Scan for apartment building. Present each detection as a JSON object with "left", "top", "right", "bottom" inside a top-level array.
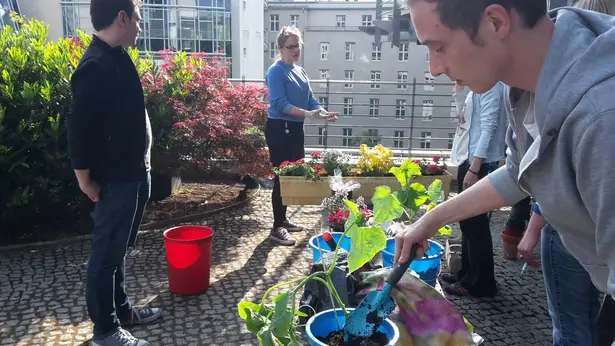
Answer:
[
  {"left": 15, "top": 0, "right": 265, "bottom": 79},
  {"left": 265, "top": 0, "right": 456, "bottom": 151}
]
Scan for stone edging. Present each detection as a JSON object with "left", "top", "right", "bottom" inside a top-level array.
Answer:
[{"left": 0, "top": 183, "right": 261, "bottom": 252}]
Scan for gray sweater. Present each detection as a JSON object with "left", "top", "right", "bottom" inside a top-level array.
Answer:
[{"left": 488, "top": 7, "right": 615, "bottom": 296}]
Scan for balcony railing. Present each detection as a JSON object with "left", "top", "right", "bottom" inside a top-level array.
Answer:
[
  {"left": 305, "top": 26, "right": 363, "bottom": 32},
  {"left": 230, "top": 77, "right": 458, "bottom": 159}
]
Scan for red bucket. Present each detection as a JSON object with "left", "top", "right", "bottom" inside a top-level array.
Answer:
[{"left": 163, "top": 225, "right": 214, "bottom": 295}]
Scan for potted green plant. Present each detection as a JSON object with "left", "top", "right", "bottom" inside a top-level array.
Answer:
[{"left": 238, "top": 159, "right": 452, "bottom": 345}]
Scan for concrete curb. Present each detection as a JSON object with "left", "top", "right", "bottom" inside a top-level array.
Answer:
[{"left": 0, "top": 183, "right": 261, "bottom": 252}]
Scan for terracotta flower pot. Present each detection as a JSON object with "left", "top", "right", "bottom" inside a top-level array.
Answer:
[{"left": 501, "top": 231, "right": 523, "bottom": 261}]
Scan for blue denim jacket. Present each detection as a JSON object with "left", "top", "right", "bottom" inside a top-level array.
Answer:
[{"left": 453, "top": 82, "right": 508, "bottom": 164}]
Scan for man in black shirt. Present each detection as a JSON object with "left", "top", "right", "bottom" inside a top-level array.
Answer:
[{"left": 67, "top": 1, "right": 159, "bottom": 345}]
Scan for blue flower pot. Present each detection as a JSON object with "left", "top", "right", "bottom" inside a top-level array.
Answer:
[
  {"left": 305, "top": 308, "right": 400, "bottom": 346},
  {"left": 308, "top": 232, "right": 352, "bottom": 263},
  {"left": 381, "top": 239, "right": 444, "bottom": 287}
]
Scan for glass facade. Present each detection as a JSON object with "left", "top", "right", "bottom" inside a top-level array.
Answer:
[
  {"left": 0, "top": 0, "right": 21, "bottom": 30},
  {"left": 139, "top": 0, "right": 232, "bottom": 56}
]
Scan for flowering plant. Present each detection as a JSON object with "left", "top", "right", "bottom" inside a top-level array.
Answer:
[
  {"left": 319, "top": 150, "right": 353, "bottom": 177},
  {"left": 273, "top": 158, "right": 325, "bottom": 181},
  {"left": 412, "top": 156, "right": 448, "bottom": 176},
  {"left": 322, "top": 195, "right": 371, "bottom": 231},
  {"left": 356, "top": 144, "right": 395, "bottom": 176}
]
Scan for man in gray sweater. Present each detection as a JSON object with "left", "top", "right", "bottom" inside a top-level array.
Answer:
[{"left": 396, "top": 0, "right": 615, "bottom": 336}]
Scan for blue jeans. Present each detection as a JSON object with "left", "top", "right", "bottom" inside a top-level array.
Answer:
[
  {"left": 86, "top": 173, "right": 151, "bottom": 339},
  {"left": 541, "top": 224, "right": 601, "bottom": 346}
]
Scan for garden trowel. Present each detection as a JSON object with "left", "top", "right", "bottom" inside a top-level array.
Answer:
[{"left": 343, "top": 243, "right": 419, "bottom": 342}]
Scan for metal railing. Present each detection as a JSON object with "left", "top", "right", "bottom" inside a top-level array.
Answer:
[{"left": 230, "top": 77, "right": 458, "bottom": 158}]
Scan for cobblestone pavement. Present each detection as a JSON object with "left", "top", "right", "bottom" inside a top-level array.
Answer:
[{"left": 0, "top": 188, "right": 552, "bottom": 346}]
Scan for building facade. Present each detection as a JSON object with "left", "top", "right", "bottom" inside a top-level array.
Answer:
[
  {"left": 265, "top": 0, "right": 456, "bottom": 152},
  {"left": 16, "top": 0, "right": 264, "bottom": 79}
]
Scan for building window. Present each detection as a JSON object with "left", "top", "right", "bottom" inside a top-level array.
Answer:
[
  {"left": 395, "top": 99, "right": 407, "bottom": 120},
  {"left": 343, "top": 98, "right": 353, "bottom": 116},
  {"left": 345, "top": 42, "right": 355, "bottom": 61},
  {"left": 422, "top": 100, "right": 434, "bottom": 121},
  {"left": 343, "top": 128, "right": 353, "bottom": 147},
  {"left": 336, "top": 15, "right": 346, "bottom": 28},
  {"left": 369, "top": 98, "right": 380, "bottom": 118},
  {"left": 371, "top": 43, "right": 382, "bottom": 61},
  {"left": 320, "top": 42, "right": 329, "bottom": 60},
  {"left": 319, "top": 127, "right": 327, "bottom": 146},
  {"left": 394, "top": 131, "right": 404, "bottom": 148},
  {"left": 370, "top": 71, "right": 381, "bottom": 89},
  {"left": 362, "top": 15, "right": 372, "bottom": 26},
  {"left": 421, "top": 132, "right": 432, "bottom": 149},
  {"left": 318, "top": 97, "right": 329, "bottom": 111},
  {"left": 344, "top": 70, "right": 354, "bottom": 88},
  {"left": 424, "top": 71, "right": 435, "bottom": 91},
  {"left": 397, "top": 71, "right": 408, "bottom": 90},
  {"left": 290, "top": 14, "right": 299, "bottom": 26},
  {"left": 270, "top": 14, "right": 279, "bottom": 31},
  {"left": 319, "top": 69, "right": 330, "bottom": 88},
  {"left": 399, "top": 43, "right": 409, "bottom": 61},
  {"left": 62, "top": 2, "right": 79, "bottom": 37},
  {"left": 450, "top": 101, "right": 458, "bottom": 121},
  {"left": 270, "top": 42, "right": 276, "bottom": 59},
  {"left": 448, "top": 133, "right": 455, "bottom": 149}
]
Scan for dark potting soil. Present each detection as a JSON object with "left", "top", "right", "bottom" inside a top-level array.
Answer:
[{"left": 317, "top": 330, "right": 389, "bottom": 346}]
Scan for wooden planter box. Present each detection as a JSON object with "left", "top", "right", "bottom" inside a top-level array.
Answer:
[
  {"left": 351, "top": 171, "right": 453, "bottom": 202},
  {"left": 279, "top": 176, "right": 331, "bottom": 206}
]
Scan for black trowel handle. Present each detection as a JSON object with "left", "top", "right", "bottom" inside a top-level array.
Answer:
[{"left": 386, "top": 243, "right": 420, "bottom": 286}]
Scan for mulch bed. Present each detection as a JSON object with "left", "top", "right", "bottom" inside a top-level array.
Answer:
[
  {"left": 0, "top": 180, "right": 247, "bottom": 247},
  {"left": 142, "top": 181, "right": 247, "bottom": 225}
]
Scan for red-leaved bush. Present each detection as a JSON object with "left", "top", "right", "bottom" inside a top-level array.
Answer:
[{"left": 138, "top": 51, "right": 271, "bottom": 178}]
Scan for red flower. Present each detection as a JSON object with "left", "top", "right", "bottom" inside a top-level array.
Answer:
[
  {"left": 433, "top": 156, "right": 441, "bottom": 162},
  {"left": 297, "top": 159, "right": 305, "bottom": 164},
  {"left": 412, "top": 159, "right": 421, "bottom": 164},
  {"left": 311, "top": 151, "right": 322, "bottom": 159},
  {"left": 280, "top": 161, "right": 291, "bottom": 167},
  {"left": 427, "top": 165, "right": 439, "bottom": 171},
  {"left": 313, "top": 164, "right": 322, "bottom": 171}
]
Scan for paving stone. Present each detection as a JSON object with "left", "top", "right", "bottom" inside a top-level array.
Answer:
[{"left": 0, "top": 188, "right": 554, "bottom": 345}]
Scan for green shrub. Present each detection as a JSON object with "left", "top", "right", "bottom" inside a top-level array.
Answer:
[{"left": 0, "top": 14, "right": 89, "bottom": 233}]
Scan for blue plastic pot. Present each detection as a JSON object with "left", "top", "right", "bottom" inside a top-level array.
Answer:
[
  {"left": 309, "top": 232, "right": 352, "bottom": 263},
  {"left": 381, "top": 239, "right": 444, "bottom": 287},
  {"left": 305, "top": 308, "right": 400, "bottom": 346}
]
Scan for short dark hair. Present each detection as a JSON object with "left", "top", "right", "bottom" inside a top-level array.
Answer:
[
  {"left": 418, "top": 0, "right": 548, "bottom": 40},
  {"left": 90, "top": 0, "right": 141, "bottom": 31}
]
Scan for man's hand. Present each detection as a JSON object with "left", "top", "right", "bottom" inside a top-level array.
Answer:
[
  {"left": 393, "top": 219, "right": 433, "bottom": 264},
  {"left": 518, "top": 228, "right": 541, "bottom": 267},
  {"left": 80, "top": 180, "right": 101, "bottom": 202},
  {"left": 326, "top": 111, "right": 339, "bottom": 122},
  {"left": 463, "top": 169, "right": 479, "bottom": 190}
]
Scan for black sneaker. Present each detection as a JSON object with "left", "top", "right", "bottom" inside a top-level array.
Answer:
[
  {"left": 120, "top": 307, "right": 162, "bottom": 327},
  {"left": 282, "top": 219, "right": 304, "bottom": 232},
  {"left": 269, "top": 227, "right": 296, "bottom": 246},
  {"left": 91, "top": 327, "right": 149, "bottom": 346}
]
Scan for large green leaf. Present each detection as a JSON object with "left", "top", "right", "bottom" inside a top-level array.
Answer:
[
  {"left": 257, "top": 325, "right": 281, "bottom": 346},
  {"left": 427, "top": 179, "right": 444, "bottom": 203},
  {"left": 271, "top": 292, "right": 293, "bottom": 338},
  {"left": 238, "top": 300, "right": 261, "bottom": 320},
  {"left": 389, "top": 159, "right": 422, "bottom": 187},
  {"left": 245, "top": 308, "right": 268, "bottom": 334},
  {"left": 404, "top": 183, "right": 429, "bottom": 212},
  {"left": 347, "top": 226, "right": 388, "bottom": 273},
  {"left": 372, "top": 185, "right": 404, "bottom": 224}
]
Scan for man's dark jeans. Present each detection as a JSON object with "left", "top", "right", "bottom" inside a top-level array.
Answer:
[
  {"left": 86, "top": 173, "right": 151, "bottom": 339},
  {"left": 456, "top": 160, "right": 499, "bottom": 295}
]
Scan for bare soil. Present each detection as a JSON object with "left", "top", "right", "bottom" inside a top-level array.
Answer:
[{"left": 0, "top": 181, "right": 246, "bottom": 247}]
